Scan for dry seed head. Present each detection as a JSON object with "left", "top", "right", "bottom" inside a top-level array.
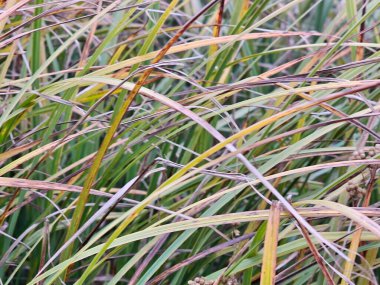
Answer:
[
  {"left": 226, "top": 276, "right": 239, "bottom": 285},
  {"left": 347, "top": 184, "right": 366, "bottom": 200},
  {"left": 346, "top": 181, "right": 357, "bottom": 191},
  {"left": 358, "top": 187, "right": 367, "bottom": 194},
  {"left": 368, "top": 148, "right": 376, "bottom": 157},
  {"left": 351, "top": 150, "right": 360, "bottom": 160},
  {"left": 189, "top": 277, "right": 210, "bottom": 285}
]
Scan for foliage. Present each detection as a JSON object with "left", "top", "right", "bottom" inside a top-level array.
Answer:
[{"left": 0, "top": 0, "right": 379, "bottom": 284}]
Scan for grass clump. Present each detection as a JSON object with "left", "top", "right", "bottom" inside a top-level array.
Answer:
[{"left": 0, "top": 0, "right": 379, "bottom": 284}]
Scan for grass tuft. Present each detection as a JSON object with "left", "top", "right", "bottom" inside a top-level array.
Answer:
[{"left": 0, "top": 0, "right": 379, "bottom": 284}]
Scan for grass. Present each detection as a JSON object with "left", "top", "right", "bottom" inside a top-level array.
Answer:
[{"left": 0, "top": 0, "right": 379, "bottom": 284}]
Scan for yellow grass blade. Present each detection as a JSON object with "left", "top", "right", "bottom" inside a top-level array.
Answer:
[{"left": 260, "top": 201, "right": 281, "bottom": 285}]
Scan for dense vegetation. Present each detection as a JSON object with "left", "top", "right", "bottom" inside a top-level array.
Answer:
[{"left": 0, "top": 0, "right": 379, "bottom": 284}]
